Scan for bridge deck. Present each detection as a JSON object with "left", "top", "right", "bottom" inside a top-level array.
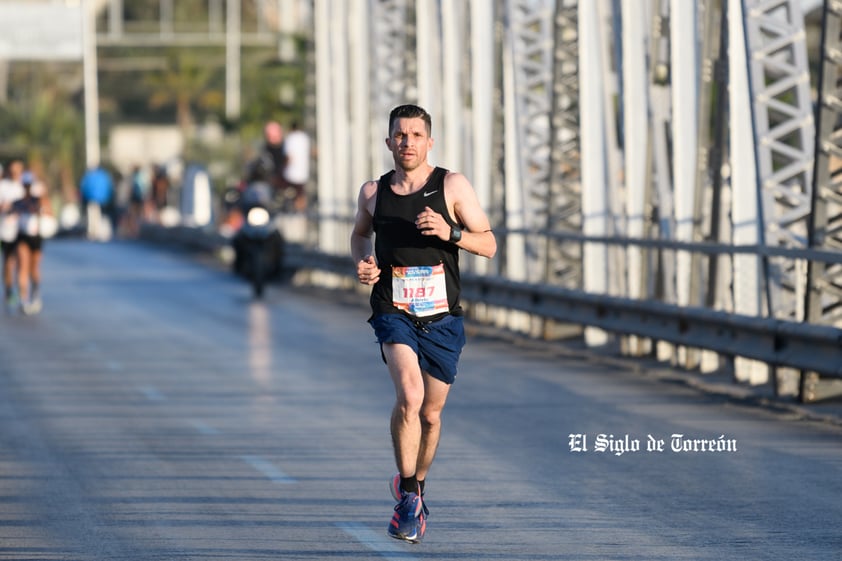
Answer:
[{"left": 0, "top": 239, "right": 839, "bottom": 560}]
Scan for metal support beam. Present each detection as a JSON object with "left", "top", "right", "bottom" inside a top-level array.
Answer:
[
  {"left": 225, "top": 0, "right": 241, "bottom": 121},
  {"left": 440, "top": 0, "right": 465, "bottom": 173},
  {"left": 505, "top": 0, "right": 555, "bottom": 284},
  {"left": 314, "top": 0, "right": 337, "bottom": 253},
  {"left": 348, "top": 0, "right": 371, "bottom": 205},
  {"left": 692, "top": 0, "right": 729, "bottom": 372},
  {"left": 742, "top": 0, "right": 815, "bottom": 322},
  {"left": 502, "top": 5, "right": 528, "bottom": 284},
  {"left": 469, "top": 0, "right": 495, "bottom": 277},
  {"left": 648, "top": 0, "right": 677, "bottom": 311},
  {"left": 82, "top": 0, "right": 100, "bottom": 168},
  {"left": 579, "top": 0, "right": 611, "bottom": 346},
  {"left": 808, "top": 1, "right": 842, "bottom": 327},
  {"left": 735, "top": 0, "right": 815, "bottom": 395},
  {"left": 161, "top": 0, "right": 174, "bottom": 38},
  {"left": 803, "top": 0, "right": 842, "bottom": 402},
  {"left": 367, "top": 0, "right": 414, "bottom": 172},
  {"left": 671, "top": 0, "right": 698, "bottom": 313},
  {"left": 108, "top": 0, "right": 123, "bottom": 37},
  {"left": 622, "top": 0, "right": 650, "bottom": 301},
  {"left": 730, "top": 0, "right": 768, "bottom": 384},
  {"left": 546, "top": 0, "right": 583, "bottom": 290},
  {"left": 620, "top": 0, "right": 652, "bottom": 355}
]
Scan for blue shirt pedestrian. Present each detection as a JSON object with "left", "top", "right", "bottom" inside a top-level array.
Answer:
[{"left": 80, "top": 167, "right": 113, "bottom": 205}]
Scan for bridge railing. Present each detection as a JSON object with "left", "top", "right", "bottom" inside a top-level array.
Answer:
[{"left": 143, "top": 218, "right": 842, "bottom": 404}]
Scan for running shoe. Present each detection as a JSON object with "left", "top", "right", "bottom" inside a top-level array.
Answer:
[
  {"left": 28, "top": 296, "right": 42, "bottom": 314},
  {"left": 20, "top": 300, "right": 41, "bottom": 316},
  {"left": 389, "top": 473, "right": 402, "bottom": 501},
  {"left": 388, "top": 474, "right": 429, "bottom": 543},
  {"left": 387, "top": 490, "right": 423, "bottom": 543},
  {"left": 5, "top": 293, "right": 18, "bottom": 314},
  {"left": 416, "top": 499, "right": 428, "bottom": 542}
]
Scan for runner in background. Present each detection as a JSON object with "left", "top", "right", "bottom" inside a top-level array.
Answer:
[
  {"left": 0, "top": 160, "right": 25, "bottom": 312},
  {"left": 12, "top": 171, "right": 54, "bottom": 315}
]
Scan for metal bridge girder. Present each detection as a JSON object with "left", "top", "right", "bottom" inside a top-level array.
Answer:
[
  {"left": 742, "top": 0, "right": 815, "bottom": 322},
  {"left": 504, "top": 0, "right": 555, "bottom": 284},
  {"left": 368, "top": 0, "right": 415, "bottom": 171},
  {"left": 809, "top": 0, "right": 842, "bottom": 328},
  {"left": 546, "top": 0, "right": 583, "bottom": 288},
  {"left": 803, "top": 0, "right": 842, "bottom": 401}
]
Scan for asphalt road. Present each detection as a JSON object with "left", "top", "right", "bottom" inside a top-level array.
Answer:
[{"left": 0, "top": 238, "right": 840, "bottom": 561}]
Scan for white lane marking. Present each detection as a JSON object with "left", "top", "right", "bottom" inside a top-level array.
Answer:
[
  {"left": 139, "top": 386, "right": 165, "bottom": 401},
  {"left": 189, "top": 420, "right": 220, "bottom": 435},
  {"left": 240, "top": 455, "right": 296, "bottom": 484},
  {"left": 336, "top": 522, "right": 419, "bottom": 560}
]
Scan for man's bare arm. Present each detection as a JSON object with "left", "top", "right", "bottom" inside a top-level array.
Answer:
[
  {"left": 350, "top": 181, "right": 381, "bottom": 285},
  {"left": 441, "top": 172, "right": 497, "bottom": 259}
]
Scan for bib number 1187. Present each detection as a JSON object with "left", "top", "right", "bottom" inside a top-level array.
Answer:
[
  {"left": 401, "top": 286, "right": 435, "bottom": 299},
  {"left": 391, "top": 264, "right": 449, "bottom": 317}
]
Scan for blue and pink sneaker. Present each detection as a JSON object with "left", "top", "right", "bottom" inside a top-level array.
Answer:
[
  {"left": 388, "top": 489, "right": 423, "bottom": 542},
  {"left": 387, "top": 474, "right": 428, "bottom": 543}
]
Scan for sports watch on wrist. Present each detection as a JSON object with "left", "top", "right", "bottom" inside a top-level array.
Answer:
[{"left": 449, "top": 225, "right": 462, "bottom": 243}]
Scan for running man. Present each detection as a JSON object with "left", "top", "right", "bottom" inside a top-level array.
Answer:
[{"left": 350, "top": 104, "right": 497, "bottom": 543}]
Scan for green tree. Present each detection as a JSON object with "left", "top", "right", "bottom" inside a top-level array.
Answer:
[
  {"left": 0, "top": 62, "right": 85, "bottom": 205},
  {"left": 143, "top": 48, "right": 224, "bottom": 140}
]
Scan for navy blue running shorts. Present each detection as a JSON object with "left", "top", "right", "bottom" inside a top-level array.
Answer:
[{"left": 369, "top": 313, "right": 466, "bottom": 385}]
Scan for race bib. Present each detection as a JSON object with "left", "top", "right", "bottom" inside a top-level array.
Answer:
[{"left": 392, "top": 264, "right": 449, "bottom": 318}]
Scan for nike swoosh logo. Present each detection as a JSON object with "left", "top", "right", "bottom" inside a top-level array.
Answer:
[{"left": 423, "top": 190, "right": 438, "bottom": 197}]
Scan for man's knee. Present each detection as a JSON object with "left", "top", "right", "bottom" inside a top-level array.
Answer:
[
  {"left": 396, "top": 385, "right": 425, "bottom": 417},
  {"left": 419, "top": 404, "right": 444, "bottom": 429}
]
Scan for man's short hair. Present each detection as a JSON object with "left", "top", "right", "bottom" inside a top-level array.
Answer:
[{"left": 389, "top": 104, "right": 432, "bottom": 136}]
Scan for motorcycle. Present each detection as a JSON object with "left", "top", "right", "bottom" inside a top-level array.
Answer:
[{"left": 231, "top": 181, "right": 285, "bottom": 298}]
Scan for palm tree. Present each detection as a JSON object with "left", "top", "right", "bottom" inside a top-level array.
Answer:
[
  {"left": 144, "top": 48, "right": 223, "bottom": 140},
  {"left": 1, "top": 62, "right": 85, "bottom": 205}
]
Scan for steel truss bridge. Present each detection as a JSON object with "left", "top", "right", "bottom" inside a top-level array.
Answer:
[{"left": 94, "top": 0, "right": 842, "bottom": 402}]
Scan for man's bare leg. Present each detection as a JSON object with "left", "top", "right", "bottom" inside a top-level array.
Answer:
[
  {"left": 415, "top": 372, "right": 451, "bottom": 483},
  {"left": 384, "top": 343, "right": 425, "bottom": 480}
]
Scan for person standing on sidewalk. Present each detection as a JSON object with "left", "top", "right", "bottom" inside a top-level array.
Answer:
[
  {"left": 281, "top": 121, "right": 311, "bottom": 212},
  {"left": 350, "top": 104, "right": 496, "bottom": 543}
]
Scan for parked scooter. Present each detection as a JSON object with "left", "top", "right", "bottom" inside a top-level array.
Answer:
[{"left": 231, "top": 181, "right": 284, "bottom": 298}]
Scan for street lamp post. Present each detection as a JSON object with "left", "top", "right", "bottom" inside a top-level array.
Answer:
[{"left": 82, "top": 0, "right": 101, "bottom": 168}]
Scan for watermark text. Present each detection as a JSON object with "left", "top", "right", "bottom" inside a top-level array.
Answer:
[{"left": 568, "top": 433, "right": 738, "bottom": 456}]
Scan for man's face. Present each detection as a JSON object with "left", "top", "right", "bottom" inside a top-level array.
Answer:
[
  {"left": 9, "top": 161, "right": 23, "bottom": 179},
  {"left": 386, "top": 117, "right": 433, "bottom": 172}
]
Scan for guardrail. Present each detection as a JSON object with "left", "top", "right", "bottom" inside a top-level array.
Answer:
[
  {"left": 142, "top": 223, "right": 842, "bottom": 403},
  {"left": 280, "top": 243, "right": 842, "bottom": 402}
]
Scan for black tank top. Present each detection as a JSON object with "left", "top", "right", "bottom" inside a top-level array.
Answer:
[{"left": 370, "top": 166, "right": 462, "bottom": 320}]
